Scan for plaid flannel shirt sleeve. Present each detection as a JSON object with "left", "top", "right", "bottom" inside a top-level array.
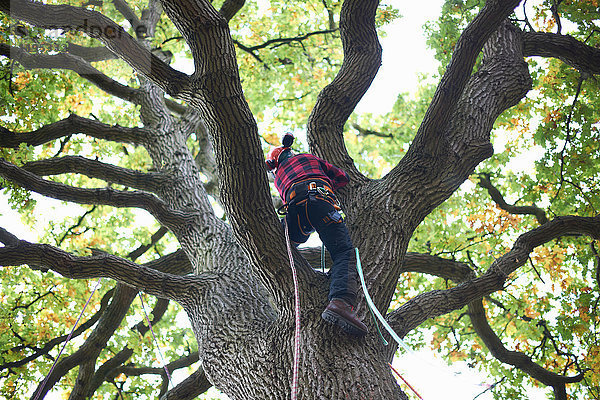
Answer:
[{"left": 319, "top": 159, "right": 349, "bottom": 190}]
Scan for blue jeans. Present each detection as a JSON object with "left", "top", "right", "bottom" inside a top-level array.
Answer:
[{"left": 283, "top": 197, "right": 358, "bottom": 306}]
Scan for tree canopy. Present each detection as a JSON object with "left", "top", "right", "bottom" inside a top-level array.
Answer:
[{"left": 0, "top": 0, "right": 599, "bottom": 399}]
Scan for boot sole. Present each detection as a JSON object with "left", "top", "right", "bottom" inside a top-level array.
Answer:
[{"left": 322, "top": 309, "right": 368, "bottom": 337}]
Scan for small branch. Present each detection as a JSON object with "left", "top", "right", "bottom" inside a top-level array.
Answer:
[
  {"left": 57, "top": 206, "right": 97, "bottom": 246},
  {"left": 352, "top": 123, "right": 393, "bottom": 139},
  {"left": 0, "top": 114, "right": 150, "bottom": 147},
  {"left": 478, "top": 173, "right": 548, "bottom": 225},
  {"left": 236, "top": 28, "right": 338, "bottom": 52},
  {"left": 552, "top": 74, "right": 585, "bottom": 204},
  {"left": 549, "top": 0, "right": 563, "bottom": 35}
]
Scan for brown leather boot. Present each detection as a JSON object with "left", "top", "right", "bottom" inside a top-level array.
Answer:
[{"left": 322, "top": 298, "right": 369, "bottom": 337}]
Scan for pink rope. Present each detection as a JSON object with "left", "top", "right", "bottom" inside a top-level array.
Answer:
[
  {"left": 139, "top": 293, "right": 174, "bottom": 389},
  {"left": 284, "top": 219, "right": 301, "bottom": 400},
  {"left": 389, "top": 362, "right": 424, "bottom": 400},
  {"left": 33, "top": 278, "right": 103, "bottom": 400}
]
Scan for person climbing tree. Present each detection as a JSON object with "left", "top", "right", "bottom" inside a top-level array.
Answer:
[{"left": 266, "top": 133, "right": 368, "bottom": 337}]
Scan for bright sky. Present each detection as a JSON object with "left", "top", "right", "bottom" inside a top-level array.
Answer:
[{"left": 0, "top": 1, "right": 555, "bottom": 399}]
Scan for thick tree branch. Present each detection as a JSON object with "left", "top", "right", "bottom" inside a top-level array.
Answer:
[
  {"left": 409, "top": 0, "right": 522, "bottom": 153},
  {"left": 366, "top": 20, "right": 531, "bottom": 312},
  {"left": 160, "top": 367, "right": 212, "bottom": 400},
  {"left": 0, "top": 114, "right": 150, "bottom": 147},
  {"left": 112, "top": 0, "right": 145, "bottom": 38},
  {"left": 0, "top": 240, "right": 216, "bottom": 301},
  {"left": 65, "top": 43, "right": 118, "bottom": 62},
  {"left": 1, "top": 0, "right": 191, "bottom": 99},
  {"left": 218, "top": 0, "right": 245, "bottom": 22},
  {"left": 86, "top": 297, "right": 171, "bottom": 396},
  {"left": 159, "top": 0, "right": 302, "bottom": 304},
  {"left": 389, "top": 248, "right": 587, "bottom": 394},
  {"left": 0, "top": 158, "right": 187, "bottom": 227},
  {"left": 22, "top": 156, "right": 164, "bottom": 193},
  {"left": 29, "top": 284, "right": 138, "bottom": 400},
  {"left": 389, "top": 215, "right": 600, "bottom": 336},
  {"left": 522, "top": 31, "right": 600, "bottom": 75},
  {"left": 307, "top": 0, "right": 381, "bottom": 183},
  {"left": 478, "top": 173, "right": 549, "bottom": 224},
  {"left": 0, "top": 43, "right": 140, "bottom": 103},
  {"left": 468, "top": 299, "right": 585, "bottom": 396}
]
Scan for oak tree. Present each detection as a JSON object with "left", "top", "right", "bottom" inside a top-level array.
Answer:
[{"left": 1, "top": 0, "right": 599, "bottom": 399}]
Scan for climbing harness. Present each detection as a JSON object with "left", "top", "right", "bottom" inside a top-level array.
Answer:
[
  {"left": 277, "top": 180, "right": 341, "bottom": 216},
  {"left": 139, "top": 293, "right": 174, "bottom": 389},
  {"left": 33, "top": 278, "right": 103, "bottom": 400},
  {"left": 284, "top": 218, "right": 301, "bottom": 400}
]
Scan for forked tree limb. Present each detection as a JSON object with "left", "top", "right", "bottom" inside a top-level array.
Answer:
[
  {"left": 468, "top": 299, "right": 585, "bottom": 399},
  {"left": 409, "top": 0, "right": 522, "bottom": 154}
]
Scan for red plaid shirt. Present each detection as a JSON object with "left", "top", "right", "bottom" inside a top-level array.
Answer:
[{"left": 274, "top": 153, "right": 349, "bottom": 200}]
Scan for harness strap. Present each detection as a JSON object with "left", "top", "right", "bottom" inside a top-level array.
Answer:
[{"left": 278, "top": 180, "right": 340, "bottom": 215}]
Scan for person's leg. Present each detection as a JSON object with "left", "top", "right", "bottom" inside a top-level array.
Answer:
[
  {"left": 308, "top": 200, "right": 358, "bottom": 306},
  {"left": 308, "top": 200, "right": 367, "bottom": 337},
  {"left": 282, "top": 200, "right": 312, "bottom": 245}
]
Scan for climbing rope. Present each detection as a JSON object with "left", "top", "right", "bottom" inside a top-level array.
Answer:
[
  {"left": 284, "top": 218, "right": 301, "bottom": 400},
  {"left": 33, "top": 278, "right": 103, "bottom": 400},
  {"left": 139, "top": 293, "right": 174, "bottom": 389},
  {"left": 355, "top": 248, "right": 425, "bottom": 399},
  {"left": 389, "top": 362, "right": 424, "bottom": 400}
]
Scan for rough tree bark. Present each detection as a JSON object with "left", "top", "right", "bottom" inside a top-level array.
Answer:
[{"left": 1, "top": 0, "right": 600, "bottom": 399}]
